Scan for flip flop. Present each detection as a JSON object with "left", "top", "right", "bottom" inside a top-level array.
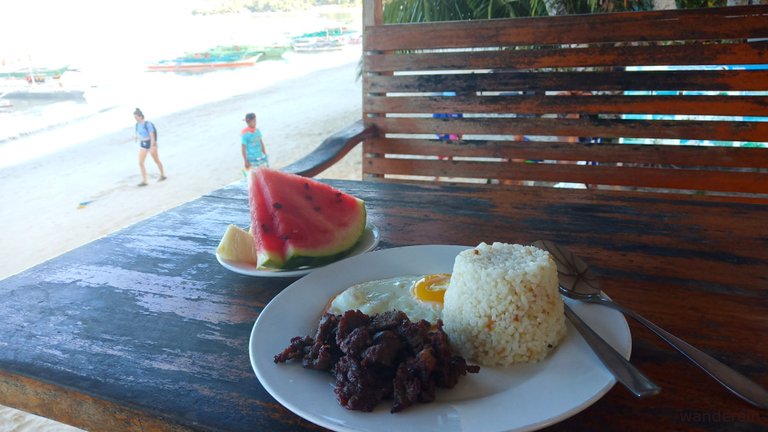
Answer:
[
  {"left": 138, "top": 182, "right": 148, "bottom": 187},
  {"left": 158, "top": 176, "right": 167, "bottom": 182}
]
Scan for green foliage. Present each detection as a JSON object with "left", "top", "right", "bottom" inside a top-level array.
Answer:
[
  {"left": 382, "top": 0, "right": 722, "bottom": 23},
  {"left": 382, "top": 0, "right": 620, "bottom": 23},
  {"left": 465, "top": 0, "right": 546, "bottom": 19},
  {"left": 676, "top": 0, "right": 726, "bottom": 7},
  {"left": 382, "top": 0, "right": 467, "bottom": 22}
]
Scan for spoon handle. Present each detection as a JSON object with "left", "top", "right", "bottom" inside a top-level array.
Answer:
[
  {"left": 563, "top": 304, "right": 661, "bottom": 398},
  {"left": 595, "top": 296, "right": 768, "bottom": 409}
]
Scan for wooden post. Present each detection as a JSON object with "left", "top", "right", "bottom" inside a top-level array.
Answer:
[{"left": 363, "top": 0, "right": 385, "bottom": 179}]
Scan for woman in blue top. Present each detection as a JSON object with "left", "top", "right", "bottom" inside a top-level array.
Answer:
[
  {"left": 241, "top": 112, "right": 269, "bottom": 171},
  {"left": 133, "top": 108, "right": 166, "bottom": 187}
]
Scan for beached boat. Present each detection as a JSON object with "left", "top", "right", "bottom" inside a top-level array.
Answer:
[
  {"left": 0, "top": 65, "right": 69, "bottom": 81},
  {"left": 291, "top": 38, "right": 345, "bottom": 52},
  {"left": 259, "top": 45, "right": 291, "bottom": 59},
  {"left": 290, "top": 26, "right": 359, "bottom": 52},
  {"left": 0, "top": 67, "right": 86, "bottom": 101},
  {"left": 147, "top": 53, "right": 263, "bottom": 72},
  {"left": 203, "top": 44, "right": 290, "bottom": 60},
  {"left": 147, "top": 43, "right": 289, "bottom": 72}
]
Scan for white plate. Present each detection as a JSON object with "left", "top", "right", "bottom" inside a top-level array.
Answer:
[
  {"left": 250, "top": 245, "right": 631, "bottom": 432},
  {"left": 216, "top": 224, "right": 380, "bottom": 278}
]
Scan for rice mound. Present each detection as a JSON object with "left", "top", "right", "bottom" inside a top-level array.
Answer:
[{"left": 443, "top": 242, "right": 566, "bottom": 366}]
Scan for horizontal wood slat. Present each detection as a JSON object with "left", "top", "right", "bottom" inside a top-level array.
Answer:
[
  {"left": 365, "top": 5, "right": 768, "bottom": 51},
  {"left": 365, "top": 43, "right": 768, "bottom": 72},
  {"left": 366, "top": 95, "right": 768, "bottom": 117},
  {"left": 363, "top": 157, "right": 768, "bottom": 193},
  {"left": 364, "top": 138, "right": 768, "bottom": 168},
  {"left": 368, "top": 117, "right": 768, "bottom": 142},
  {"left": 365, "top": 70, "right": 768, "bottom": 94},
  {"left": 340, "top": 2, "right": 768, "bottom": 196}
]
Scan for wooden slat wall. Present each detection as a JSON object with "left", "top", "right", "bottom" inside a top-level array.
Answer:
[{"left": 360, "top": 1, "right": 768, "bottom": 196}]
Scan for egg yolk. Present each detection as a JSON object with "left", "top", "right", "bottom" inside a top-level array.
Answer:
[{"left": 412, "top": 273, "right": 450, "bottom": 304}]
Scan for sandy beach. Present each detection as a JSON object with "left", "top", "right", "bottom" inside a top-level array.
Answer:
[{"left": 0, "top": 60, "right": 362, "bottom": 430}]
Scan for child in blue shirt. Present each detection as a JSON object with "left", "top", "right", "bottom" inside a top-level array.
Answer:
[{"left": 241, "top": 113, "right": 269, "bottom": 170}]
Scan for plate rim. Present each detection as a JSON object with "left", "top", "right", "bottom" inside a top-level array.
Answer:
[
  {"left": 216, "top": 223, "right": 380, "bottom": 277},
  {"left": 250, "top": 244, "right": 631, "bottom": 432}
]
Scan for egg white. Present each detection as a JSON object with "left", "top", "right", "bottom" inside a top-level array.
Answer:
[{"left": 327, "top": 275, "right": 445, "bottom": 323}]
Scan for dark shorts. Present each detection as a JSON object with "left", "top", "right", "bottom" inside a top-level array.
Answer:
[{"left": 140, "top": 140, "right": 151, "bottom": 150}]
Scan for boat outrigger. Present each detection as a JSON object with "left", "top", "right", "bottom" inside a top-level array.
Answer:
[
  {"left": 147, "top": 44, "right": 290, "bottom": 72},
  {"left": 147, "top": 54, "right": 263, "bottom": 72},
  {"left": 0, "top": 65, "right": 86, "bottom": 101},
  {"left": 290, "top": 26, "right": 359, "bottom": 52}
]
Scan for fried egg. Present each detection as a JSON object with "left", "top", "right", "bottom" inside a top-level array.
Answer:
[{"left": 327, "top": 274, "right": 450, "bottom": 323}]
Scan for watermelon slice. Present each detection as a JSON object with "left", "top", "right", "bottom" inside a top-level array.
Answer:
[{"left": 249, "top": 167, "right": 367, "bottom": 269}]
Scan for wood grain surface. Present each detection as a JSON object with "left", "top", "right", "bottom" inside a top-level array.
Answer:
[{"left": 0, "top": 179, "right": 766, "bottom": 431}]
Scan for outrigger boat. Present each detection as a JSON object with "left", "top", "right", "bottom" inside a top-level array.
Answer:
[
  {"left": 0, "top": 66, "right": 86, "bottom": 101},
  {"left": 0, "top": 65, "right": 69, "bottom": 81},
  {"left": 147, "top": 53, "right": 262, "bottom": 72},
  {"left": 147, "top": 43, "right": 289, "bottom": 72},
  {"left": 290, "top": 26, "right": 358, "bottom": 52}
]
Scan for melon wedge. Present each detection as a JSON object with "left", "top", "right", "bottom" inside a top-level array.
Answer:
[
  {"left": 249, "top": 167, "right": 366, "bottom": 269},
  {"left": 216, "top": 224, "right": 258, "bottom": 265}
]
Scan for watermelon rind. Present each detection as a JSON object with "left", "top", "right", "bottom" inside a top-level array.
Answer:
[
  {"left": 258, "top": 201, "right": 366, "bottom": 270},
  {"left": 279, "top": 203, "right": 366, "bottom": 269}
]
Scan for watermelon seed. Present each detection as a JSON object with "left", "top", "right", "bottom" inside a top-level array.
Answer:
[
  {"left": 303, "top": 183, "right": 310, "bottom": 190},
  {"left": 314, "top": 206, "right": 321, "bottom": 212},
  {"left": 261, "top": 224, "right": 270, "bottom": 233},
  {"left": 273, "top": 202, "right": 283, "bottom": 209},
  {"left": 305, "top": 194, "right": 313, "bottom": 201}
]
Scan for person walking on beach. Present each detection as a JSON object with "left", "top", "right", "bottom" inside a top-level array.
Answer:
[
  {"left": 241, "top": 112, "right": 269, "bottom": 172},
  {"left": 133, "top": 108, "right": 166, "bottom": 187}
]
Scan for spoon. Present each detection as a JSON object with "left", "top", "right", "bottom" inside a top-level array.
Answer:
[{"left": 533, "top": 240, "right": 768, "bottom": 409}]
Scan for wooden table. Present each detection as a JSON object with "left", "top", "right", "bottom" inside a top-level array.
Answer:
[{"left": 1, "top": 180, "right": 766, "bottom": 431}]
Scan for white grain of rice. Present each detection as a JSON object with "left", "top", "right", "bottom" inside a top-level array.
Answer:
[{"left": 443, "top": 242, "right": 566, "bottom": 366}]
